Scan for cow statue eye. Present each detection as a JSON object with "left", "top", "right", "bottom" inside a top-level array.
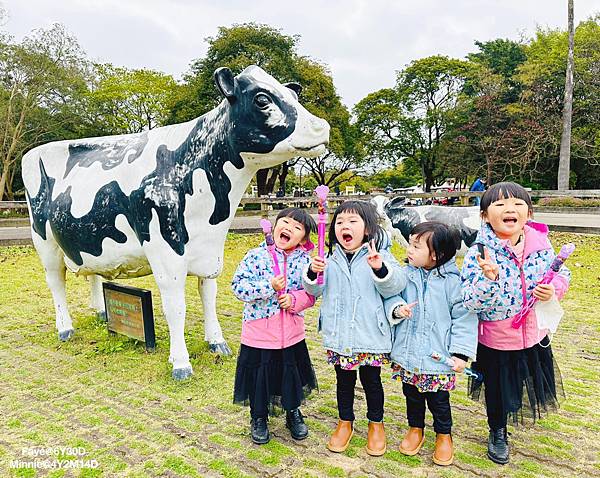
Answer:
[{"left": 254, "top": 93, "right": 272, "bottom": 109}]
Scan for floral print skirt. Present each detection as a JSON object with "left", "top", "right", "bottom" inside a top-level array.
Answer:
[
  {"left": 327, "top": 350, "right": 390, "bottom": 370},
  {"left": 391, "top": 363, "right": 456, "bottom": 392}
]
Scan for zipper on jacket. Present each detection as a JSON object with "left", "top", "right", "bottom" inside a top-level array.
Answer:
[
  {"left": 504, "top": 245, "right": 528, "bottom": 348},
  {"left": 281, "top": 253, "right": 288, "bottom": 349}
]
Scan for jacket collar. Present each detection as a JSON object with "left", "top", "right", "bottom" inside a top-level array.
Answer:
[
  {"left": 476, "top": 221, "right": 551, "bottom": 259},
  {"left": 406, "top": 258, "right": 460, "bottom": 280},
  {"left": 259, "top": 241, "right": 309, "bottom": 259}
]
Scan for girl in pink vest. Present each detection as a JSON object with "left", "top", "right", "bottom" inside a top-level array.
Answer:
[
  {"left": 461, "top": 182, "right": 570, "bottom": 465},
  {"left": 232, "top": 208, "right": 317, "bottom": 445}
]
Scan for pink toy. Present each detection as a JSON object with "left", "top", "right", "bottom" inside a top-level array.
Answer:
[
  {"left": 314, "top": 185, "right": 329, "bottom": 284},
  {"left": 260, "top": 218, "right": 282, "bottom": 279},
  {"left": 511, "top": 243, "right": 575, "bottom": 329}
]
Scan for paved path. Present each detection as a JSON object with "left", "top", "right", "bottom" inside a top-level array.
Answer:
[{"left": 1, "top": 212, "right": 598, "bottom": 246}]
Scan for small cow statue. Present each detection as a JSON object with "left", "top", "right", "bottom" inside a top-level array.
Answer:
[
  {"left": 22, "top": 65, "right": 330, "bottom": 380},
  {"left": 372, "top": 196, "right": 481, "bottom": 255}
]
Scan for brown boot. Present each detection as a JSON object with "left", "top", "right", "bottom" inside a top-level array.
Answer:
[
  {"left": 399, "top": 427, "right": 425, "bottom": 456},
  {"left": 432, "top": 433, "right": 454, "bottom": 466},
  {"left": 327, "top": 420, "right": 353, "bottom": 453},
  {"left": 366, "top": 421, "right": 386, "bottom": 456}
]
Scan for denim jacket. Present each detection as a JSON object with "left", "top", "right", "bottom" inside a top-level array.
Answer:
[
  {"left": 384, "top": 260, "right": 478, "bottom": 374},
  {"left": 302, "top": 243, "right": 404, "bottom": 356}
]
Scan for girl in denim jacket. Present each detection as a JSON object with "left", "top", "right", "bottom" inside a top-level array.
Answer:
[
  {"left": 461, "top": 182, "right": 570, "bottom": 465},
  {"left": 303, "top": 200, "right": 403, "bottom": 456},
  {"left": 232, "top": 208, "right": 317, "bottom": 445},
  {"left": 385, "top": 221, "right": 477, "bottom": 466}
]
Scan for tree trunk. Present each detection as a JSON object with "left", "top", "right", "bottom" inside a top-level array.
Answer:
[
  {"left": 0, "top": 165, "right": 10, "bottom": 201},
  {"left": 278, "top": 162, "right": 289, "bottom": 193},
  {"left": 256, "top": 169, "right": 269, "bottom": 196},
  {"left": 558, "top": 0, "right": 575, "bottom": 191}
]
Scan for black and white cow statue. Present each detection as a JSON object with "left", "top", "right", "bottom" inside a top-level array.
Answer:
[
  {"left": 372, "top": 196, "right": 481, "bottom": 255},
  {"left": 22, "top": 65, "right": 329, "bottom": 380}
]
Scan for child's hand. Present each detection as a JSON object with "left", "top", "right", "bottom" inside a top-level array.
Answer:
[
  {"left": 310, "top": 255, "right": 327, "bottom": 273},
  {"left": 366, "top": 240, "right": 383, "bottom": 270},
  {"left": 271, "top": 275, "right": 286, "bottom": 292},
  {"left": 278, "top": 293, "right": 292, "bottom": 310},
  {"left": 451, "top": 356, "right": 467, "bottom": 373},
  {"left": 533, "top": 283, "right": 555, "bottom": 302},
  {"left": 476, "top": 247, "right": 499, "bottom": 281},
  {"left": 393, "top": 302, "right": 418, "bottom": 319}
]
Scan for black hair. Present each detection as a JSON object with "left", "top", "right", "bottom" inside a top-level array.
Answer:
[
  {"left": 328, "top": 200, "right": 385, "bottom": 254},
  {"left": 275, "top": 207, "right": 317, "bottom": 242},
  {"left": 480, "top": 181, "right": 533, "bottom": 214},
  {"left": 409, "top": 221, "right": 460, "bottom": 272}
]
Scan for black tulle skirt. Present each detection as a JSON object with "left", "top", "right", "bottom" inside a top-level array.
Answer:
[
  {"left": 233, "top": 340, "right": 318, "bottom": 416},
  {"left": 468, "top": 337, "right": 564, "bottom": 426}
]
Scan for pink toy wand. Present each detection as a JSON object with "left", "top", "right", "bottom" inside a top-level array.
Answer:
[
  {"left": 315, "top": 185, "right": 329, "bottom": 285},
  {"left": 260, "top": 219, "right": 285, "bottom": 321},
  {"left": 511, "top": 242, "right": 575, "bottom": 329},
  {"left": 260, "top": 218, "right": 282, "bottom": 281},
  {"left": 430, "top": 351, "right": 483, "bottom": 383}
]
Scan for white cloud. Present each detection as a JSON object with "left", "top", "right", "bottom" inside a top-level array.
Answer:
[{"left": 3, "top": 0, "right": 598, "bottom": 108}]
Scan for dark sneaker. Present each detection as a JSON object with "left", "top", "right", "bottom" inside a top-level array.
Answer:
[
  {"left": 286, "top": 408, "right": 308, "bottom": 440},
  {"left": 251, "top": 417, "right": 270, "bottom": 444},
  {"left": 487, "top": 427, "right": 509, "bottom": 464}
]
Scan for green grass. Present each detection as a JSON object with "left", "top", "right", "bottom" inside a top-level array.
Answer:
[{"left": 0, "top": 232, "right": 599, "bottom": 477}]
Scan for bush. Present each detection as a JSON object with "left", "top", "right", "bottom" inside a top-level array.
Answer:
[{"left": 537, "top": 197, "right": 600, "bottom": 207}]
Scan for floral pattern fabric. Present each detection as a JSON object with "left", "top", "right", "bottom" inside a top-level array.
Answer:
[
  {"left": 391, "top": 363, "right": 456, "bottom": 392},
  {"left": 327, "top": 350, "right": 390, "bottom": 370}
]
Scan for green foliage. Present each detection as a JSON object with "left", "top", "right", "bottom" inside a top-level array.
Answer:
[
  {"left": 537, "top": 196, "right": 600, "bottom": 207},
  {"left": 85, "top": 64, "right": 178, "bottom": 135}
]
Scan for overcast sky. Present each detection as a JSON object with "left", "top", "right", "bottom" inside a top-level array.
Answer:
[{"left": 2, "top": 1, "right": 598, "bottom": 108}]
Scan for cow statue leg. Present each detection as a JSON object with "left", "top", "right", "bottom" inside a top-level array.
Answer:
[
  {"left": 89, "top": 275, "right": 107, "bottom": 321},
  {"left": 146, "top": 252, "right": 193, "bottom": 380},
  {"left": 33, "top": 235, "right": 75, "bottom": 341},
  {"left": 198, "top": 277, "right": 231, "bottom": 355}
]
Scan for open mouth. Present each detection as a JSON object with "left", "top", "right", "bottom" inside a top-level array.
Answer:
[
  {"left": 502, "top": 217, "right": 518, "bottom": 225},
  {"left": 279, "top": 232, "right": 291, "bottom": 244},
  {"left": 342, "top": 233, "right": 353, "bottom": 245}
]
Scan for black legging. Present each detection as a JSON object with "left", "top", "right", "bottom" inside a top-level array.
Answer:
[
  {"left": 335, "top": 365, "right": 384, "bottom": 422},
  {"left": 402, "top": 382, "right": 452, "bottom": 434}
]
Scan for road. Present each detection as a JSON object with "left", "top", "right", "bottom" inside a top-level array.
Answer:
[{"left": 1, "top": 211, "right": 598, "bottom": 246}]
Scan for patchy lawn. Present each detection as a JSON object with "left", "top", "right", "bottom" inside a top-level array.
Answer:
[{"left": 0, "top": 232, "right": 598, "bottom": 477}]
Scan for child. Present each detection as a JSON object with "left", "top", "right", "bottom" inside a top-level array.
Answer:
[
  {"left": 385, "top": 222, "right": 478, "bottom": 466},
  {"left": 232, "top": 208, "right": 318, "bottom": 445},
  {"left": 461, "top": 182, "right": 570, "bottom": 465},
  {"left": 303, "top": 200, "right": 403, "bottom": 456}
]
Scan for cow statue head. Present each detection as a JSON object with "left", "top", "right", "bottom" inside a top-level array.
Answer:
[{"left": 214, "top": 65, "right": 329, "bottom": 168}]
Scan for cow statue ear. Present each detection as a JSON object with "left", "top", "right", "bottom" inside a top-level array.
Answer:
[
  {"left": 214, "top": 67, "right": 236, "bottom": 103},
  {"left": 284, "top": 82, "right": 302, "bottom": 99}
]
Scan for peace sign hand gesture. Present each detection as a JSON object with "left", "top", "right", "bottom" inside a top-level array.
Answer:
[
  {"left": 476, "top": 247, "right": 499, "bottom": 281},
  {"left": 366, "top": 240, "right": 383, "bottom": 271}
]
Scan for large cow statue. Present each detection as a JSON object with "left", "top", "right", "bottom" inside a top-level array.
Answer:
[
  {"left": 22, "top": 65, "right": 330, "bottom": 380},
  {"left": 372, "top": 196, "right": 481, "bottom": 255}
]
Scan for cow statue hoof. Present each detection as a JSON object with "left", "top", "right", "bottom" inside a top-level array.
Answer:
[
  {"left": 96, "top": 311, "right": 107, "bottom": 322},
  {"left": 58, "top": 329, "right": 75, "bottom": 341},
  {"left": 172, "top": 366, "right": 193, "bottom": 381},
  {"left": 209, "top": 341, "right": 232, "bottom": 355}
]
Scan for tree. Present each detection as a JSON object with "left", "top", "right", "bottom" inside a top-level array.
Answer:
[
  {"left": 558, "top": 0, "right": 575, "bottom": 190},
  {"left": 170, "top": 23, "right": 360, "bottom": 195},
  {"left": 355, "top": 56, "right": 472, "bottom": 191},
  {"left": 86, "top": 64, "right": 177, "bottom": 135},
  {"left": 0, "top": 23, "right": 90, "bottom": 200},
  {"left": 516, "top": 16, "right": 600, "bottom": 188}
]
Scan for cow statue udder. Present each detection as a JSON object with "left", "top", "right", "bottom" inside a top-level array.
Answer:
[{"left": 22, "top": 65, "right": 330, "bottom": 380}]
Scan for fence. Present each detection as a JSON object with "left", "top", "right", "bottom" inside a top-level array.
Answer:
[{"left": 2, "top": 189, "right": 600, "bottom": 216}]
